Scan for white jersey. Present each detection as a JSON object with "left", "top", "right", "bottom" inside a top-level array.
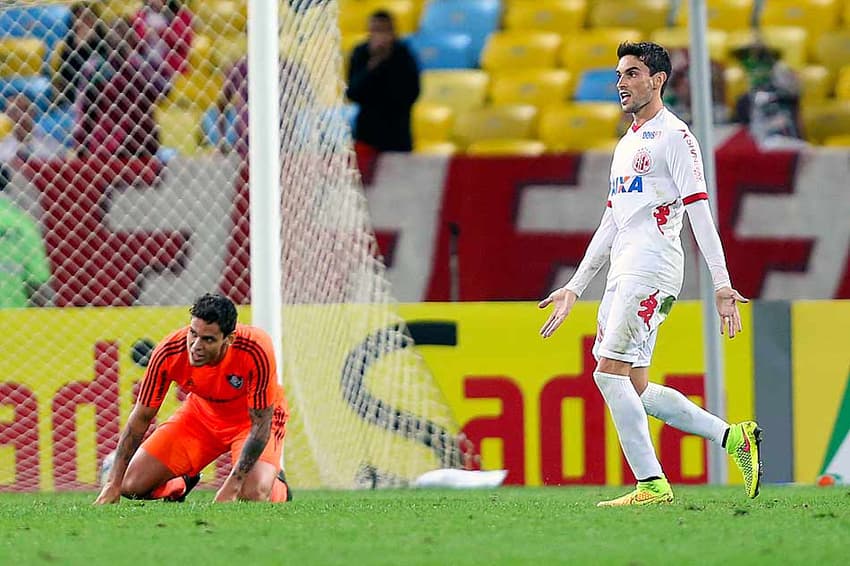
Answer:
[{"left": 605, "top": 107, "right": 708, "bottom": 297}]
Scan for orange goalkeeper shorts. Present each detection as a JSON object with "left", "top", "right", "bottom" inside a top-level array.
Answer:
[{"left": 141, "top": 399, "right": 288, "bottom": 477}]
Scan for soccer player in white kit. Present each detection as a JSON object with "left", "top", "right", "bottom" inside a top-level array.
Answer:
[{"left": 538, "top": 42, "right": 762, "bottom": 506}]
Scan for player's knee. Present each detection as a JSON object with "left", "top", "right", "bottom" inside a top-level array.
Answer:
[
  {"left": 119, "top": 475, "right": 146, "bottom": 499},
  {"left": 240, "top": 481, "right": 272, "bottom": 502}
]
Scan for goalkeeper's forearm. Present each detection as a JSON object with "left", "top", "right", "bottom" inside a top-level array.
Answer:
[
  {"left": 230, "top": 407, "right": 273, "bottom": 482},
  {"left": 109, "top": 404, "right": 156, "bottom": 486}
]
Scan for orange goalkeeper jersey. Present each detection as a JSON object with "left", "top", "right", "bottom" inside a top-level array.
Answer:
[{"left": 137, "top": 323, "right": 287, "bottom": 427}]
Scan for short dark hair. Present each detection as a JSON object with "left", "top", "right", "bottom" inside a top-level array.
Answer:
[
  {"left": 617, "top": 41, "right": 672, "bottom": 96},
  {"left": 190, "top": 293, "right": 238, "bottom": 336},
  {"left": 370, "top": 9, "right": 395, "bottom": 26}
]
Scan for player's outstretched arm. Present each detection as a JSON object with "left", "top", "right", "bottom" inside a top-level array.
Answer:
[
  {"left": 214, "top": 406, "right": 273, "bottom": 502},
  {"left": 538, "top": 287, "right": 579, "bottom": 338},
  {"left": 93, "top": 404, "right": 157, "bottom": 505},
  {"left": 715, "top": 286, "right": 748, "bottom": 339}
]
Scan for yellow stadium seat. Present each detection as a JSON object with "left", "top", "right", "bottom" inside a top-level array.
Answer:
[
  {"left": 339, "top": 0, "right": 417, "bottom": 35},
  {"left": 813, "top": 31, "right": 850, "bottom": 75},
  {"left": 412, "top": 102, "right": 454, "bottom": 143},
  {"left": 538, "top": 103, "right": 622, "bottom": 152},
  {"left": 489, "top": 69, "right": 572, "bottom": 108},
  {"left": 723, "top": 65, "right": 748, "bottom": 113},
  {"left": 210, "top": 34, "right": 247, "bottom": 70},
  {"left": 823, "top": 134, "right": 850, "bottom": 146},
  {"left": 759, "top": 0, "right": 840, "bottom": 55},
  {"left": 833, "top": 66, "right": 850, "bottom": 100},
  {"left": 156, "top": 104, "right": 203, "bottom": 155},
  {"left": 452, "top": 105, "right": 538, "bottom": 148},
  {"left": 466, "top": 138, "right": 546, "bottom": 156},
  {"left": 420, "top": 70, "right": 489, "bottom": 113},
  {"left": 588, "top": 0, "right": 672, "bottom": 35},
  {"left": 798, "top": 65, "right": 832, "bottom": 104},
  {"left": 801, "top": 101, "right": 850, "bottom": 144},
  {"left": 189, "top": 34, "right": 215, "bottom": 74},
  {"left": 0, "top": 38, "right": 45, "bottom": 77},
  {"left": 650, "top": 27, "right": 729, "bottom": 63},
  {"left": 0, "top": 114, "right": 12, "bottom": 139},
  {"left": 503, "top": 0, "right": 588, "bottom": 33},
  {"left": 480, "top": 31, "right": 562, "bottom": 72},
  {"left": 560, "top": 28, "right": 643, "bottom": 75},
  {"left": 167, "top": 70, "right": 225, "bottom": 110},
  {"left": 675, "top": 0, "right": 755, "bottom": 31},
  {"left": 727, "top": 27, "right": 808, "bottom": 69},
  {"left": 195, "top": 0, "right": 247, "bottom": 36},
  {"left": 414, "top": 141, "right": 458, "bottom": 155},
  {"left": 101, "top": 0, "right": 141, "bottom": 20}
]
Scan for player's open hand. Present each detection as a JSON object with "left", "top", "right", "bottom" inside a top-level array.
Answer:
[
  {"left": 93, "top": 482, "right": 121, "bottom": 505},
  {"left": 538, "top": 287, "right": 578, "bottom": 338},
  {"left": 715, "top": 286, "right": 748, "bottom": 339},
  {"left": 213, "top": 476, "right": 241, "bottom": 503}
]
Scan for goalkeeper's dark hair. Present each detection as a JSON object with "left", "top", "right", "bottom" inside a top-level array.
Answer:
[
  {"left": 617, "top": 41, "right": 672, "bottom": 97},
  {"left": 370, "top": 9, "right": 395, "bottom": 28},
  {"left": 190, "top": 293, "right": 238, "bottom": 336}
]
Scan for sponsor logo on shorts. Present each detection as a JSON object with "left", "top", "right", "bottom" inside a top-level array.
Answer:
[
  {"left": 637, "top": 290, "right": 660, "bottom": 329},
  {"left": 227, "top": 374, "right": 244, "bottom": 389}
]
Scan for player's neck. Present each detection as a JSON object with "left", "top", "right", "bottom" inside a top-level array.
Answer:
[{"left": 631, "top": 99, "right": 665, "bottom": 130}]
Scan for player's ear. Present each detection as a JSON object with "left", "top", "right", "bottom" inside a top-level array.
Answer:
[
  {"left": 224, "top": 332, "right": 236, "bottom": 346},
  {"left": 654, "top": 71, "right": 668, "bottom": 92}
]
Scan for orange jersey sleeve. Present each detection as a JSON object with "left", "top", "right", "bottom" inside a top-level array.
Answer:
[
  {"left": 137, "top": 327, "right": 188, "bottom": 409},
  {"left": 230, "top": 324, "right": 284, "bottom": 410}
]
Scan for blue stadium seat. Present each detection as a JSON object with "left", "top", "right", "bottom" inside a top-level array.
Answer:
[
  {"left": 36, "top": 104, "right": 75, "bottom": 147},
  {"left": 419, "top": 0, "right": 502, "bottom": 64},
  {"left": 574, "top": 69, "right": 620, "bottom": 103},
  {"left": 0, "top": 76, "right": 52, "bottom": 113},
  {"left": 201, "top": 107, "right": 238, "bottom": 148},
  {"left": 0, "top": 6, "right": 71, "bottom": 53},
  {"left": 406, "top": 32, "right": 475, "bottom": 70}
]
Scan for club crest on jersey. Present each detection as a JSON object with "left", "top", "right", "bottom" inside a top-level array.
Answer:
[
  {"left": 632, "top": 148, "right": 653, "bottom": 174},
  {"left": 226, "top": 374, "right": 244, "bottom": 389},
  {"left": 610, "top": 175, "right": 644, "bottom": 195}
]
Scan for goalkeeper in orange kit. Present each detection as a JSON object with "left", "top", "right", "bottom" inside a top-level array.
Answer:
[{"left": 95, "top": 293, "right": 291, "bottom": 504}]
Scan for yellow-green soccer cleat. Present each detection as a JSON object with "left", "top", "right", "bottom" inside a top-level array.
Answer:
[
  {"left": 726, "top": 421, "right": 763, "bottom": 498},
  {"left": 596, "top": 477, "right": 674, "bottom": 507}
]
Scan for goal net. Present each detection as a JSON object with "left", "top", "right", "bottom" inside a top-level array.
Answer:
[{"left": 0, "top": 0, "right": 466, "bottom": 492}]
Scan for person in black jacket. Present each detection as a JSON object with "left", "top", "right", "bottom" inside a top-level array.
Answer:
[{"left": 346, "top": 10, "right": 420, "bottom": 152}]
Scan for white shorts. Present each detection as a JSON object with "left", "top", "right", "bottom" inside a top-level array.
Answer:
[{"left": 592, "top": 277, "right": 675, "bottom": 368}]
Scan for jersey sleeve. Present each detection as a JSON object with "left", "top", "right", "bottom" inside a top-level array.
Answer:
[
  {"left": 136, "top": 332, "right": 183, "bottom": 409},
  {"left": 564, "top": 207, "right": 615, "bottom": 297},
  {"left": 667, "top": 127, "right": 709, "bottom": 205},
  {"left": 241, "top": 328, "right": 278, "bottom": 410}
]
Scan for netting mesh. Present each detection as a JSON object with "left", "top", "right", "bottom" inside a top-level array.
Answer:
[{"left": 0, "top": 0, "right": 464, "bottom": 491}]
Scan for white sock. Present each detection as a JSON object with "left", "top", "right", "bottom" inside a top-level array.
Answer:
[
  {"left": 593, "top": 371, "right": 663, "bottom": 481},
  {"left": 640, "top": 382, "right": 729, "bottom": 445}
]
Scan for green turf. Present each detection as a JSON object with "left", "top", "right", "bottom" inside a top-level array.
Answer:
[{"left": 1, "top": 486, "right": 849, "bottom": 565}]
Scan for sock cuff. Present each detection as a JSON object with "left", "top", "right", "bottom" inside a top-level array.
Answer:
[
  {"left": 593, "top": 370, "right": 630, "bottom": 382},
  {"left": 640, "top": 381, "right": 662, "bottom": 412}
]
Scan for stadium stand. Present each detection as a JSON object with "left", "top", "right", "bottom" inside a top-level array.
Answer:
[
  {"left": 452, "top": 104, "right": 537, "bottom": 148},
  {"left": 488, "top": 69, "right": 572, "bottom": 108},
  {"left": 560, "top": 28, "right": 643, "bottom": 75},
  {"left": 480, "top": 30, "right": 562, "bottom": 71},
  {"left": 588, "top": 0, "right": 672, "bottom": 35},
  {"left": 574, "top": 68, "right": 620, "bottom": 103},
  {"left": 538, "top": 102, "right": 622, "bottom": 152},
  {"left": 419, "top": 69, "right": 489, "bottom": 112},
  {"left": 406, "top": 32, "right": 476, "bottom": 69},
  {"left": 502, "top": 0, "right": 587, "bottom": 34},
  {"left": 418, "top": 0, "right": 502, "bottom": 64},
  {"left": 675, "top": 0, "right": 755, "bottom": 31},
  {"left": 465, "top": 138, "right": 546, "bottom": 155},
  {"left": 412, "top": 101, "right": 454, "bottom": 143}
]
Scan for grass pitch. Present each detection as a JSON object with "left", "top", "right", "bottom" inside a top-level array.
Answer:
[{"left": 1, "top": 486, "right": 848, "bottom": 565}]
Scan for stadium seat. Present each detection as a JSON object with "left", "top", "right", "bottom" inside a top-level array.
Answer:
[
  {"left": 419, "top": 69, "right": 489, "bottom": 112},
  {"left": 835, "top": 66, "right": 850, "bottom": 100},
  {"left": 560, "top": 28, "right": 643, "bottom": 75},
  {"left": 488, "top": 69, "right": 572, "bottom": 108},
  {"left": 190, "top": 34, "right": 215, "bottom": 74},
  {"left": 723, "top": 65, "right": 748, "bottom": 113},
  {"left": 0, "top": 5, "right": 71, "bottom": 52},
  {"left": 0, "top": 113, "right": 11, "bottom": 139},
  {"left": 101, "top": 0, "right": 142, "bottom": 20},
  {"left": 412, "top": 102, "right": 454, "bottom": 143},
  {"left": 813, "top": 31, "right": 850, "bottom": 75},
  {"left": 419, "top": 0, "right": 502, "bottom": 64},
  {"left": 167, "top": 70, "right": 225, "bottom": 111},
  {"left": 588, "top": 0, "right": 672, "bottom": 35},
  {"left": 201, "top": 107, "right": 238, "bottom": 148},
  {"left": 538, "top": 102, "right": 622, "bottom": 152},
  {"left": 0, "top": 38, "right": 45, "bottom": 77},
  {"left": 465, "top": 138, "right": 546, "bottom": 156},
  {"left": 823, "top": 134, "right": 850, "bottom": 146},
  {"left": 801, "top": 101, "right": 850, "bottom": 144},
  {"left": 727, "top": 27, "right": 808, "bottom": 69},
  {"left": 650, "top": 27, "right": 729, "bottom": 63},
  {"left": 414, "top": 140, "right": 458, "bottom": 154},
  {"left": 480, "top": 31, "right": 562, "bottom": 72},
  {"left": 156, "top": 103, "right": 203, "bottom": 156},
  {"left": 406, "top": 32, "right": 475, "bottom": 70},
  {"left": 339, "top": 0, "right": 417, "bottom": 35},
  {"left": 574, "top": 68, "right": 621, "bottom": 103},
  {"left": 503, "top": 0, "right": 588, "bottom": 34},
  {"left": 0, "top": 76, "right": 51, "bottom": 113},
  {"left": 195, "top": 0, "right": 247, "bottom": 36},
  {"left": 798, "top": 65, "right": 832, "bottom": 104},
  {"left": 675, "top": 0, "right": 755, "bottom": 31},
  {"left": 452, "top": 104, "right": 538, "bottom": 148},
  {"left": 372, "top": 0, "right": 418, "bottom": 34},
  {"left": 210, "top": 34, "right": 247, "bottom": 70},
  {"left": 758, "top": 0, "right": 840, "bottom": 56}
]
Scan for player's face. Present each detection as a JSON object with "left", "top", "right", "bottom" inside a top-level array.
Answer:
[
  {"left": 186, "top": 317, "right": 233, "bottom": 366},
  {"left": 616, "top": 55, "right": 662, "bottom": 115}
]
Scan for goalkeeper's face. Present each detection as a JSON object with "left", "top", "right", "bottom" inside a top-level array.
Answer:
[
  {"left": 186, "top": 317, "right": 234, "bottom": 366},
  {"left": 616, "top": 55, "right": 662, "bottom": 115}
]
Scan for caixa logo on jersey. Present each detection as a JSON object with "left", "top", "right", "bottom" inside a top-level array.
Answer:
[{"left": 610, "top": 175, "right": 644, "bottom": 195}]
